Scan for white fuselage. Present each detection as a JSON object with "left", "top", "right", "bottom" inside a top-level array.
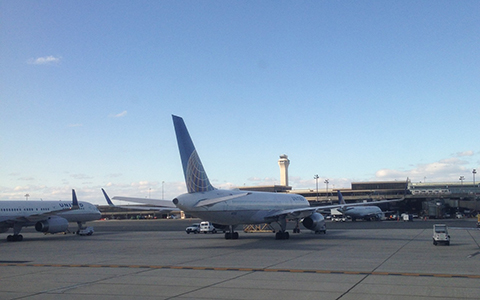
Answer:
[
  {"left": 0, "top": 201, "right": 101, "bottom": 225},
  {"left": 174, "top": 189, "right": 310, "bottom": 225},
  {"left": 341, "top": 205, "right": 384, "bottom": 220}
]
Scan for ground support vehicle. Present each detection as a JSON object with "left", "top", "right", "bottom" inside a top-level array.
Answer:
[
  {"left": 185, "top": 223, "right": 200, "bottom": 234},
  {"left": 200, "top": 221, "right": 217, "bottom": 234},
  {"left": 433, "top": 224, "right": 450, "bottom": 246},
  {"left": 77, "top": 227, "right": 94, "bottom": 236}
]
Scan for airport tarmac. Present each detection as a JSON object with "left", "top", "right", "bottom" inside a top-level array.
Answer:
[{"left": 1, "top": 219, "right": 479, "bottom": 300}]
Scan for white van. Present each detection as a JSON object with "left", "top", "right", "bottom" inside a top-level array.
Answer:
[
  {"left": 199, "top": 221, "right": 217, "bottom": 234},
  {"left": 433, "top": 224, "right": 450, "bottom": 246}
]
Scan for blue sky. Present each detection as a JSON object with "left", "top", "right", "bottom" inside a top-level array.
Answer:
[{"left": 1, "top": 1, "right": 479, "bottom": 204}]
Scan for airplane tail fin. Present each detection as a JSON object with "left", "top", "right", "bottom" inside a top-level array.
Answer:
[
  {"left": 72, "top": 189, "right": 80, "bottom": 209},
  {"left": 403, "top": 178, "right": 410, "bottom": 198},
  {"left": 172, "top": 115, "right": 215, "bottom": 193},
  {"left": 337, "top": 191, "right": 346, "bottom": 205},
  {"left": 101, "top": 188, "right": 115, "bottom": 206}
]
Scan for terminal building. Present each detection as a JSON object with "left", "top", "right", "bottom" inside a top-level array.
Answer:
[
  {"left": 239, "top": 155, "right": 479, "bottom": 219},
  {"left": 100, "top": 155, "right": 479, "bottom": 219}
]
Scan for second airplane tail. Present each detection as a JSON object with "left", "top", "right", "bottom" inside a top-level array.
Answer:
[
  {"left": 172, "top": 115, "right": 215, "bottom": 193},
  {"left": 337, "top": 190, "right": 346, "bottom": 205},
  {"left": 101, "top": 188, "right": 115, "bottom": 206}
]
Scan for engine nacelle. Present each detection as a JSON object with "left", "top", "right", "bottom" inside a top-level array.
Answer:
[
  {"left": 302, "top": 212, "right": 326, "bottom": 233},
  {"left": 35, "top": 217, "right": 69, "bottom": 233}
]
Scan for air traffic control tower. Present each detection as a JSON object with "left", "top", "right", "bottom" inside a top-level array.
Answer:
[
  {"left": 278, "top": 154, "right": 290, "bottom": 186},
  {"left": 238, "top": 154, "right": 292, "bottom": 193}
]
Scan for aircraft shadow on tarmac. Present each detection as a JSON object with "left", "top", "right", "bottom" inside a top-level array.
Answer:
[{"left": 168, "top": 230, "right": 425, "bottom": 252}]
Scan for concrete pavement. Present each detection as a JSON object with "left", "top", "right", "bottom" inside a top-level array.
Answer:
[{"left": 1, "top": 220, "right": 479, "bottom": 299}]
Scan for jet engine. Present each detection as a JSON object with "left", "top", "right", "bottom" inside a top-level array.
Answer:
[
  {"left": 302, "top": 212, "right": 326, "bottom": 233},
  {"left": 35, "top": 217, "right": 69, "bottom": 233}
]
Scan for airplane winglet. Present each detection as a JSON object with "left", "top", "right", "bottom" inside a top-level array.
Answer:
[
  {"left": 101, "top": 188, "right": 115, "bottom": 206},
  {"left": 72, "top": 189, "right": 80, "bottom": 209}
]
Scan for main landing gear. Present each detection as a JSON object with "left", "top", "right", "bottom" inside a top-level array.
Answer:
[
  {"left": 292, "top": 219, "right": 301, "bottom": 233},
  {"left": 275, "top": 216, "right": 291, "bottom": 240},
  {"left": 275, "top": 231, "right": 289, "bottom": 240},
  {"left": 7, "top": 234, "right": 23, "bottom": 242},
  {"left": 225, "top": 225, "right": 239, "bottom": 240},
  {"left": 7, "top": 223, "right": 24, "bottom": 242}
]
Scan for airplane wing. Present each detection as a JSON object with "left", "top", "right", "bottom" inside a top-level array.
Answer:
[
  {"left": 111, "top": 196, "right": 177, "bottom": 208},
  {"left": 112, "top": 191, "right": 251, "bottom": 209},
  {"left": 264, "top": 207, "right": 319, "bottom": 222},
  {"left": 5, "top": 212, "right": 65, "bottom": 224},
  {"left": 194, "top": 193, "right": 251, "bottom": 207},
  {"left": 103, "top": 189, "right": 179, "bottom": 211},
  {"left": 112, "top": 205, "right": 179, "bottom": 212}
]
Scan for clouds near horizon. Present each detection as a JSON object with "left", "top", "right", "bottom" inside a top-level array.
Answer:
[{"left": 375, "top": 155, "right": 476, "bottom": 182}]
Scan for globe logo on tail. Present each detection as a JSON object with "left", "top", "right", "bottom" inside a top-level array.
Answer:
[{"left": 186, "top": 150, "right": 214, "bottom": 193}]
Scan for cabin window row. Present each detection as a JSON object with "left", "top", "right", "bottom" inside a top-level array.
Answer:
[{"left": 1, "top": 208, "right": 50, "bottom": 212}]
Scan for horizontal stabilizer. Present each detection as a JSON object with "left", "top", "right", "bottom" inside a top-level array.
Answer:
[{"left": 194, "top": 193, "right": 251, "bottom": 207}]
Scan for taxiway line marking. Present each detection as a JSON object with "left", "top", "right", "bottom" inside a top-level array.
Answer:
[{"left": 1, "top": 263, "right": 479, "bottom": 279}]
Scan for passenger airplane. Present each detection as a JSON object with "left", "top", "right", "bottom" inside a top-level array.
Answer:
[
  {"left": 170, "top": 115, "right": 405, "bottom": 240},
  {"left": 336, "top": 191, "right": 385, "bottom": 221},
  {"left": 0, "top": 189, "right": 101, "bottom": 242}
]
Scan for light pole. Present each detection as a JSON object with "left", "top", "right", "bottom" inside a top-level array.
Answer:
[
  {"left": 459, "top": 176, "right": 465, "bottom": 185},
  {"left": 324, "top": 179, "right": 329, "bottom": 199},
  {"left": 473, "top": 169, "right": 478, "bottom": 214},
  {"left": 314, "top": 175, "right": 319, "bottom": 202},
  {"left": 162, "top": 181, "right": 165, "bottom": 200},
  {"left": 25, "top": 194, "right": 29, "bottom": 201}
]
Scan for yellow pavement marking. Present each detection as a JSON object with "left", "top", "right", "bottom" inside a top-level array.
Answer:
[{"left": 1, "top": 262, "right": 479, "bottom": 279}]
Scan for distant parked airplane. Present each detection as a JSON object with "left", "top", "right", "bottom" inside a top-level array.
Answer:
[
  {"left": 336, "top": 191, "right": 385, "bottom": 221},
  {"left": 0, "top": 189, "right": 101, "bottom": 242}
]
